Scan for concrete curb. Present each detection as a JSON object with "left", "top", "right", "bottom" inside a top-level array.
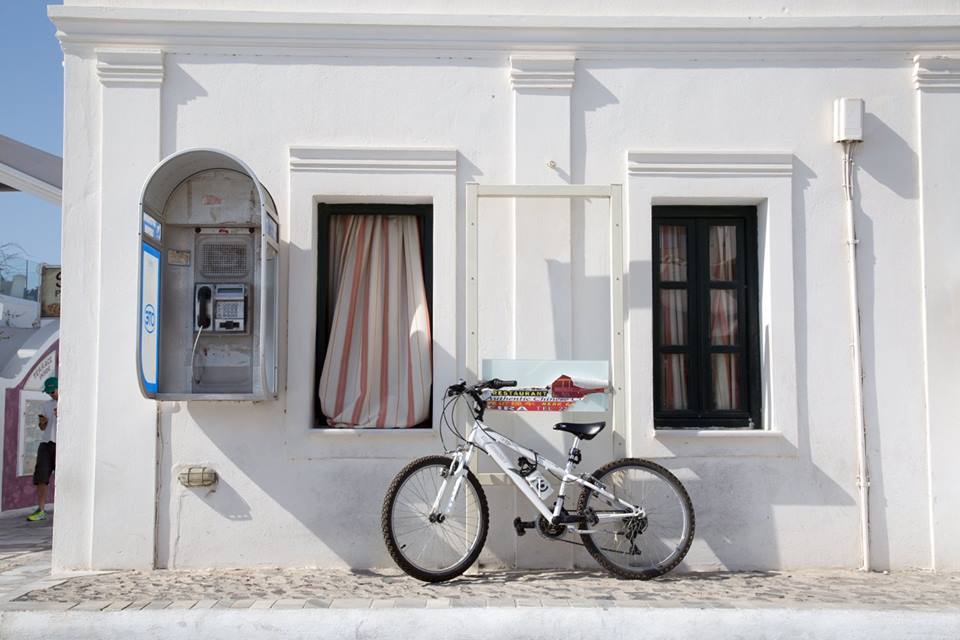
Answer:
[{"left": 2, "top": 606, "right": 960, "bottom": 640}]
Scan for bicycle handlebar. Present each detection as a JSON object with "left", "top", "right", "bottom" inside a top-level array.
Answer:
[
  {"left": 486, "top": 378, "right": 517, "bottom": 390},
  {"left": 445, "top": 378, "right": 517, "bottom": 397}
]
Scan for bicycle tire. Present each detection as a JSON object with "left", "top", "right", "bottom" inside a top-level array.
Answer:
[
  {"left": 381, "top": 455, "right": 489, "bottom": 583},
  {"left": 577, "top": 458, "right": 695, "bottom": 579}
]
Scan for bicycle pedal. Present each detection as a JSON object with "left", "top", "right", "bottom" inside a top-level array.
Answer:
[{"left": 513, "top": 517, "right": 536, "bottom": 537}]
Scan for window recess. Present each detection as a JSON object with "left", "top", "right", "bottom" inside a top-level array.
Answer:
[
  {"left": 314, "top": 203, "right": 433, "bottom": 429},
  {"left": 652, "top": 206, "right": 761, "bottom": 429}
]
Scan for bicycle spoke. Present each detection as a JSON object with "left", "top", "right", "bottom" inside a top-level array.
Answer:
[
  {"left": 579, "top": 462, "right": 692, "bottom": 576},
  {"left": 389, "top": 462, "right": 484, "bottom": 574}
]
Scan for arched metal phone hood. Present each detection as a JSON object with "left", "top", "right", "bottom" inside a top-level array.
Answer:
[{"left": 136, "top": 148, "right": 280, "bottom": 401}]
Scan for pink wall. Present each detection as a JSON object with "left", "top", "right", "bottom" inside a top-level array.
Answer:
[{"left": 2, "top": 341, "right": 58, "bottom": 511}]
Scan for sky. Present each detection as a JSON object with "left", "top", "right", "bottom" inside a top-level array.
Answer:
[{"left": 0, "top": 1, "right": 63, "bottom": 266}]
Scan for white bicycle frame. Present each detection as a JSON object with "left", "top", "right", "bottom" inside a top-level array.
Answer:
[{"left": 430, "top": 417, "right": 643, "bottom": 532}]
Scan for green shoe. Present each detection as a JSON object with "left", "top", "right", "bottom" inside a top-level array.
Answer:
[{"left": 26, "top": 509, "right": 46, "bottom": 522}]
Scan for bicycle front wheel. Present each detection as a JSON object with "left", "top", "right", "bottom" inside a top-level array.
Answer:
[
  {"left": 577, "top": 458, "right": 694, "bottom": 579},
  {"left": 381, "top": 455, "right": 489, "bottom": 583}
]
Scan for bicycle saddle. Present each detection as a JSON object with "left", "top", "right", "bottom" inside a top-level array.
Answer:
[{"left": 553, "top": 421, "right": 606, "bottom": 440}]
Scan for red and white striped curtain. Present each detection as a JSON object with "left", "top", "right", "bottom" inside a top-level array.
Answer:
[
  {"left": 658, "top": 224, "right": 741, "bottom": 412},
  {"left": 659, "top": 225, "right": 688, "bottom": 410},
  {"left": 319, "top": 215, "right": 432, "bottom": 428},
  {"left": 708, "top": 226, "right": 739, "bottom": 410}
]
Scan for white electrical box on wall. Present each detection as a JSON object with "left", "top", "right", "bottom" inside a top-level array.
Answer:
[{"left": 833, "top": 98, "right": 864, "bottom": 143}]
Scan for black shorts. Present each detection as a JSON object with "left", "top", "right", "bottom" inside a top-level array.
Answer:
[{"left": 33, "top": 442, "right": 56, "bottom": 485}]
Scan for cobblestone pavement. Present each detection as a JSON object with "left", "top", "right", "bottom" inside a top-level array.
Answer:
[
  {"left": 1, "top": 510, "right": 958, "bottom": 612},
  {"left": 8, "top": 566, "right": 960, "bottom": 611}
]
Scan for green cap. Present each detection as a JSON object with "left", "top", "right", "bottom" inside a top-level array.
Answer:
[{"left": 43, "top": 377, "right": 58, "bottom": 394}]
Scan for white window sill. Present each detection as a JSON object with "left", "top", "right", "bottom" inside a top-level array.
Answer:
[
  {"left": 644, "top": 428, "right": 797, "bottom": 458},
  {"left": 309, "top": 427, "right": 436, "bottom": 436},
  {"left": 654, "top": 429, "right": 784, "bottom": 439}
]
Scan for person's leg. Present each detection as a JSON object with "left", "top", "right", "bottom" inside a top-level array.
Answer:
[
  {"left": 28, "top": 443, "right": 51, "bottom": 520},
  {"left": 37, "top": 482, "right": 47, "bottom": 512}
]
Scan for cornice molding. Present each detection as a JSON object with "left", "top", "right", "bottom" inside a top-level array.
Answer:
[
  {"left": 628, "top": 151, "right": 793, "bottom": 178},
  {"left": 289, "top": 147, "right": 457, "bottom": 174},
  {"left": 915, "top": 54, "right": 960, "bottom": 91},
  {"left": 510, "top": 54, "right": 575, "bottom": 91},
  {"left": 51, "top": 8, "right": 960, "bottom": 59},
  {"left": 96, "top": 48, "right": 164, "bottom": 87}
]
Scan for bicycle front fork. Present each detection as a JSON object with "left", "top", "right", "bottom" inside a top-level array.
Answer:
[{"left": 429, "top": 445, "right": 475, "bottom": 518}]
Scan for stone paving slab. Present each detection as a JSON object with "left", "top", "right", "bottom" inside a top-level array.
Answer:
[
  {"left": 0, "top": 508, "right": 55, "bottom": 604},
  {"left": 4, "top": 605, "right": 960, "bottom": 640}
]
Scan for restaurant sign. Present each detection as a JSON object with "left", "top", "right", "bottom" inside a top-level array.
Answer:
[{"left": 40, "top": 265, "right": 61, "bottom": 317}]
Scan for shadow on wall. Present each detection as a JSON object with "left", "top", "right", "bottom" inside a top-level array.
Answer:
[
  {"left": 570, "top": 66, "right": 620, "bottom": 186},
  {"left": 160, "top": 62, "right": 209, "bottom": 158},
  {"left": 156, "top": 247, "right": 859, "bottom": 573},
  {"left": 853, "top": 111, "right": 921, "bottom": 570},
  {"left": 156, "top": 299, "right": 464, "bottom": 569},
  {"left": 856, "top": 113, "right": 918, "bottom": 200},
  {"left": 150, "top": 56, "right": 882, "bottom": 567},
  {"left": 853, "top": 180, "right": 889, "bottom": 570},
  {"left": 162, "top": 169, "right": 859, "bottom": 572},
  {"left": 166, "top": 478, "right": 253, "bottom": 567},
  {"left": 504, "top": 156, "right": 856, "bottom": 569},
  {"left": 569, "top": 68, "right": 619, "bottom": 346},
  {"left": 621, "top": 157, "right": 854, "bottom": 570},
  {"left": 152, "top": 131, "right": 486, "bottom": 564}
]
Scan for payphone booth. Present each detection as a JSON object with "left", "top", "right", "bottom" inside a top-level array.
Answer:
[{"left": 137, "top": 149, "right": 280, "bottom": 400}]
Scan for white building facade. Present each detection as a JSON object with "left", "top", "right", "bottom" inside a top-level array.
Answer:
[{"left": 49, "top": 0, "right": 960, "bottom": 573}]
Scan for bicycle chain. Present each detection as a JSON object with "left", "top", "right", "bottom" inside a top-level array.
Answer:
[{"left": 542, "top": 531, "right": 641, "bottom": 556}]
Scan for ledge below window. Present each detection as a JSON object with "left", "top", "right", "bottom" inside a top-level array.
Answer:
[
  {"left": 641, "top": 428, "right": 798, "bottom": 458},
  {"left": 309, "top": 427, "right": 436, "bottom": 436},
  {"left": 654, "top": 429, "right": 783, "bottom": 438}
]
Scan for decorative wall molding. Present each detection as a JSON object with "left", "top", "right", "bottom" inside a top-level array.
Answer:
[
  {"left": 289, "top": 147, "right": 457, "bottom": 174},
  {"left": 628, "top": 152, "right": 793, "bottom": 178},
  {"left": 915, "top": 55, "right": 960, "bottom": 91},
  {"left": 510, "top": 54, "right": 575, "bottom": 91},
  {"left": 626, "top": 149, "right": 799, "bottom": 458},
  {"left": 96, "top": 48, "right": 164, "bottom": 86},
  {"left": 51, "top": 8, "right": 960, "bottom": 59}
]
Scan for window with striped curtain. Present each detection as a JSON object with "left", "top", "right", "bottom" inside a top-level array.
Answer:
[
  {"left": 652, "top": 206, "right": 761, "bottom": 429},
  {"left": 315, "top": 204, "right": 433, "bottom": 429}
]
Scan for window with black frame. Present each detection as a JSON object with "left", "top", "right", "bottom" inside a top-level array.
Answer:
[
  {"left": 314, "top": 203, "right": 433, "bottom": 429},
  {"left": 652, "top": 206, "right": 761, "bottom": 429}
]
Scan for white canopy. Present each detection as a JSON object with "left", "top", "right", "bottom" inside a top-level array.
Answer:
[
  {"left": 0, "top": 135, "right": 62, "bottom": 205},
  {"left": 140, "top": 148, "right": 276, "bottom": 219}
]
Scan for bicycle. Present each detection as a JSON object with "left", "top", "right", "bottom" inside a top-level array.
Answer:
[{"left": 381, "top": 378, "right": 695, "bottom": 582}]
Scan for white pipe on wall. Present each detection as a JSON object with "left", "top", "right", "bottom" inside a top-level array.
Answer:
[{"left": 841, "top": 140, "right": 872, "bottom": 572}]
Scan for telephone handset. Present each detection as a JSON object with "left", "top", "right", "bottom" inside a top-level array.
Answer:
[
  {"left": 196, "top": 285, "right": 213, "bottom": 330},
  {"left": 194, "top": 283, "right": 247, "bottom": 333}
]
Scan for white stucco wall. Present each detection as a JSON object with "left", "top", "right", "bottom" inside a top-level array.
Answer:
[
  {"left": 49, "top": 2, "right": 960, "bottom": 572},
  {"left": 0, "top": 295, "right": 40, "bottom": 329}
]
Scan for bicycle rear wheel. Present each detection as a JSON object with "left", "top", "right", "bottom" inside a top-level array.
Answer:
[
  {"left": 381, "top": 455, "right": 489, "bottom": 582},
  {"left": 577, "top": 458, "right": 694, "bottom": 579}
]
